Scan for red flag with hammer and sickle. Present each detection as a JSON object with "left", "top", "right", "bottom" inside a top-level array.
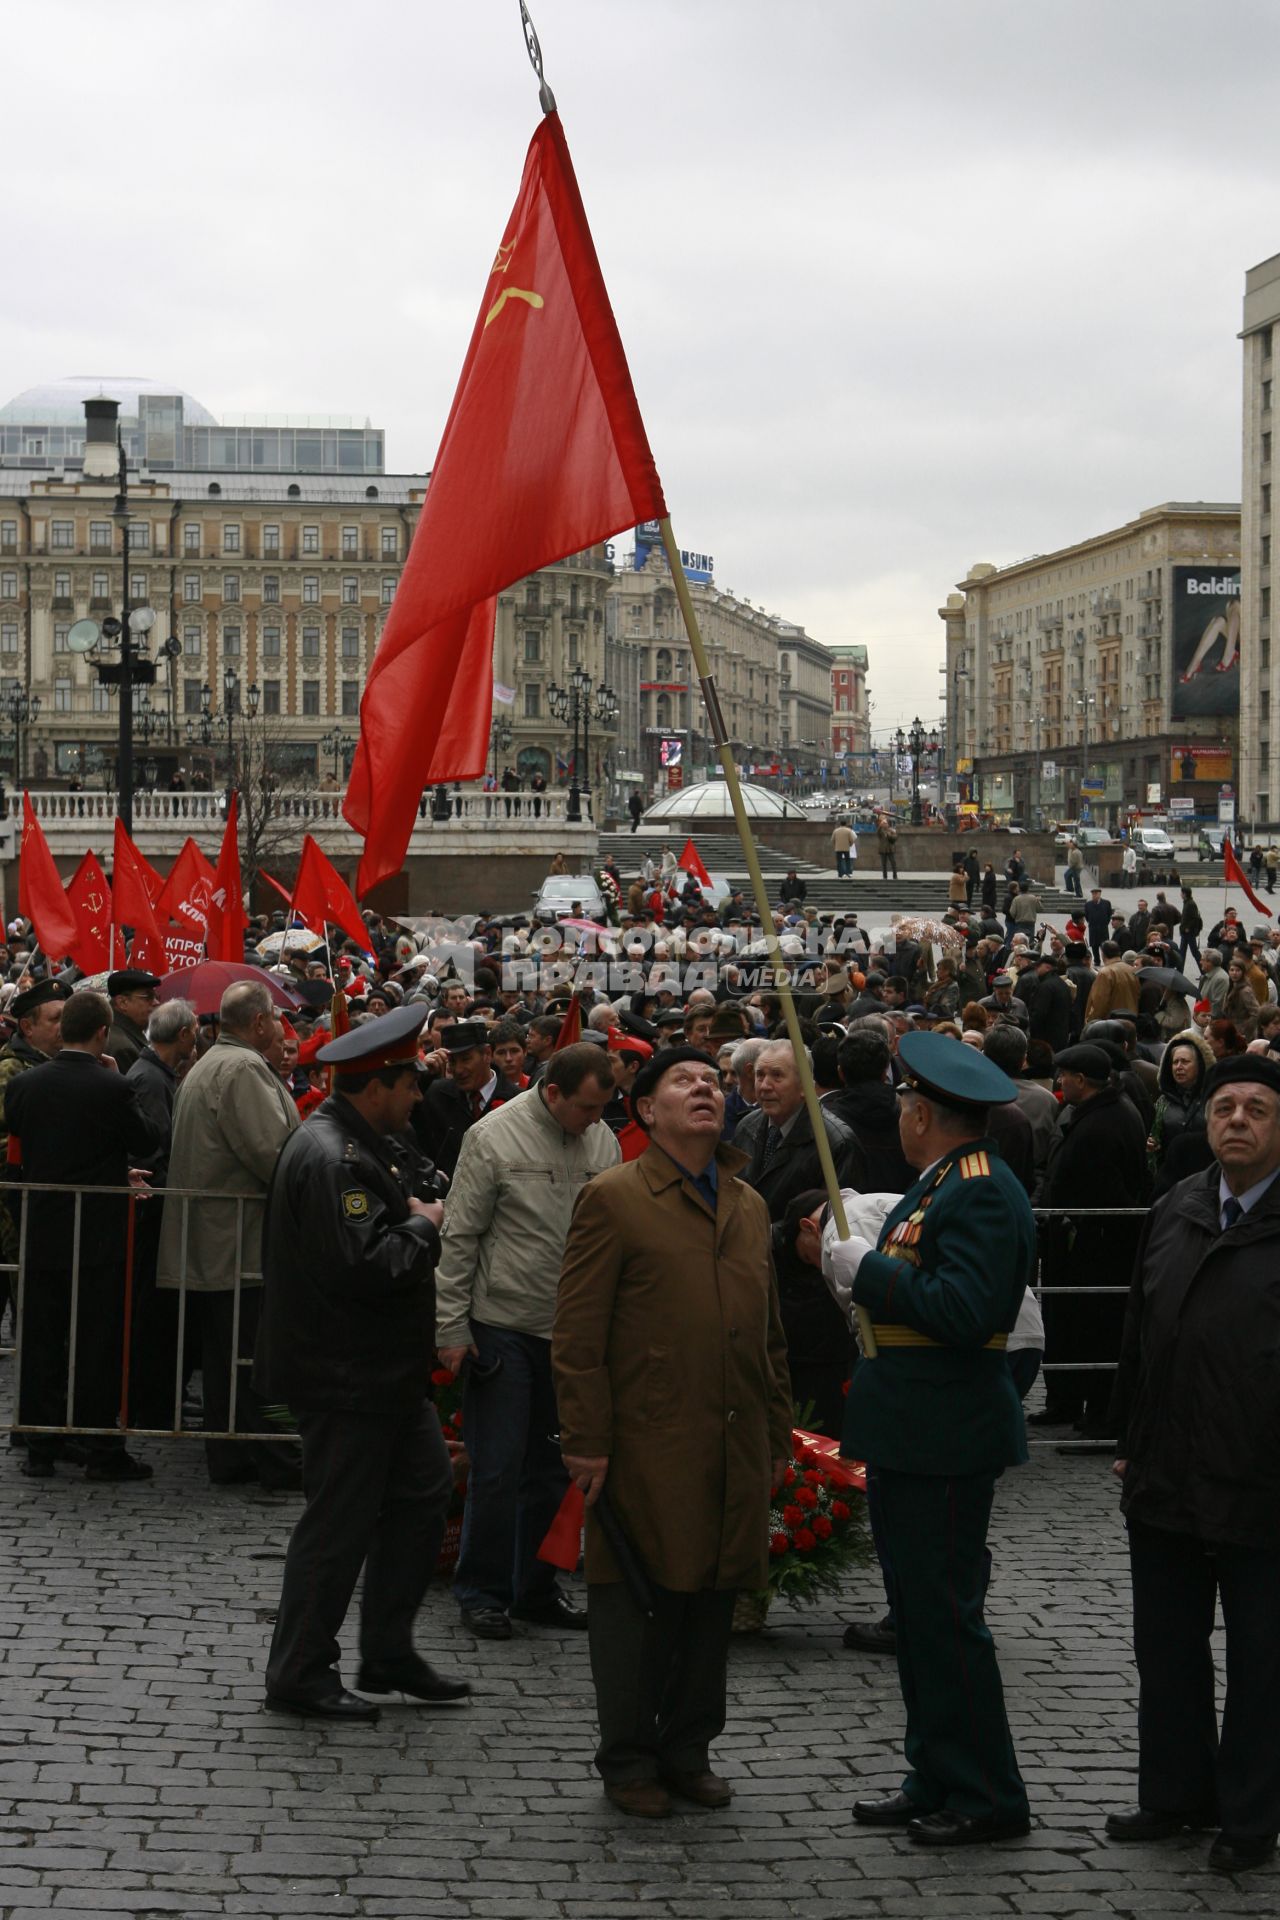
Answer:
[
  {"left": 65, "top": 849, "right": 125, "bottom": 974},
  {"left": 344, "top": 112, "right": 667, "bottom": 895}
]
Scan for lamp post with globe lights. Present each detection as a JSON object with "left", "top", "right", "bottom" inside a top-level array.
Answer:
[
  {"left": 548, "top": 667, "right": 617, "bottom": 821},
  {"left": 894, "top": 715, "right": 939, "bottom": 827}
]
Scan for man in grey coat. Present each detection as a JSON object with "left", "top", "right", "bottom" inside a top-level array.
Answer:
[{"left": 158, "top": 981, "right": 300, "bottom": 1487}]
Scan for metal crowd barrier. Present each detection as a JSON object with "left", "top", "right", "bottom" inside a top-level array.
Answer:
[
  {"left": 0, "top": 1186, "right": 1152, "bottom": 1449},
  {"left": 0, "top": 1181, "right": 295, "bottom": 1446}
]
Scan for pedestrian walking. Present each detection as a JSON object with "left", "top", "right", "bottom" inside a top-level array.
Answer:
[{"left": 877, "top": 815, "right": 899, "bottom": 880}]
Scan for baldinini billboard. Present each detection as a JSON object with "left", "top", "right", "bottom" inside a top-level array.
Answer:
[{"left": 1170, "top": 566, "right": 1241, "bottom": 720}]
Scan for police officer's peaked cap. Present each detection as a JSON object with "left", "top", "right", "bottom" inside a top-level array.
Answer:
[
  {"left": 895, "top": 1030, "right": 1017, "bottom": 1114},
  {"left": 11, "top": 978, "right": 70, "bottom": 1021},
  {"left": 317, "top": 1004, "right": 427, "bottom": 1073},
  {"left": 107, "top": 968, "right": 161, "bottom": 998}
]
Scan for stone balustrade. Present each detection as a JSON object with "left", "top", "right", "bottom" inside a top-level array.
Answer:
[{"left": 9, "top": 789, "right": 597, "bottom": 888}]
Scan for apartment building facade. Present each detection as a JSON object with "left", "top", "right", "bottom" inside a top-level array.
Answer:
[{"left": 942, "top": 502, "right": 1240, "bottom": 827}]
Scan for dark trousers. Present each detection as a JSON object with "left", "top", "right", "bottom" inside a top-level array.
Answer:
[
  {"left": 1128, "top": 1517, "right": 1280, "bottom": 1836},
  {"left": 18, "top": 1264, "right": 127, "bottom": 1461},
  {"left": 880, "top": 853, "right": 898, "bottom": 879},
  {"left": 784, "top": 1357, "right": 847, "bottom": 1442},
  {"left": 836, "top": 851, "right": 852, "bottom": 877},
  {"left": 1178, "top": 932, "right": 1203, "bottom": 970},
  {"left": 878, "top": 1467, "right": 1028, "bottom": 1821},
  {"left": 1065, "top": 868, "right": 1083, "bottom": 896},
  {"left": 266, "top": 1398, "right": 453, "bottom": 1698},
  {"left": 127, "top": 1205, "right": 184, "bottom": 1431},
  {"left": 587, "top": 1579, "right": 736, "bottom": 1785},
  {"left": 192, "top": 1290, "right": 297, "bottom": 1485},
  {"left": 453, "top": 1322, "right": 566, "bottom": 1613}
]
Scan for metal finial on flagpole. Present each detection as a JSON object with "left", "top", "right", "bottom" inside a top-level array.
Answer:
[{"left": 519, "top": 1, "right": 557, "bottom": 114}]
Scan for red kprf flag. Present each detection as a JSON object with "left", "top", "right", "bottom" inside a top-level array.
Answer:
[
  {"left": 65, "top": 850, "right": 124, "bottom": 973},
  {"left": 207, "top": 793, "right": 248, "bottom": 962},
  {"left": 112, "top": 819, "right": 169, "bottom": 975},
  {"left": 344, "top": 112, "right": 667, "bottom": 894},
  {"left": 289, "top": 835, "right": 370, "bottom": 953},
  {"left": 18, "top": 793, "right": 78, "bottom": 959},
  {"left": 154, "top": 836, "right": 219, "bottom": 966},
  {"left": 1223, "top": 837, "right": 1273, "bottom": 919},
  {"left": 677, "top": 838, "right": 712, "bottom": 888}
]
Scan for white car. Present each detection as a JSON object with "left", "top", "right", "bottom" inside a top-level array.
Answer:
[{"left": 532, "top": 875, "right": 606, "bottom": 923}]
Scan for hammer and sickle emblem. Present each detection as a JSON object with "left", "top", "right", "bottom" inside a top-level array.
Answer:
[{"left": 485, "top": 286, "right": 544, "bottom": 329}]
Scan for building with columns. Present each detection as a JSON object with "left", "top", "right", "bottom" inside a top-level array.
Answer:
[
  {"left": 941, "top": 502, "right": 1240, "bottom": 828},
  {"left": 0, "top": 377, "right": 847, "bottom": 820},
  {"left": 0, "top": 377, "right": 418, "bottom": 788}
]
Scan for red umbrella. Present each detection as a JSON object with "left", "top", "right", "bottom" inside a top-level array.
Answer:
[{"left": 156, "top": 961, "right": 302, "bottom": 1016}]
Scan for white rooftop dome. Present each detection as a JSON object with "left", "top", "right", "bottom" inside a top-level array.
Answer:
[
  {"left": 0, "top": 376, "right": 217, "bottom": 427},
  {"left": 642, "top": 779, "right": 810, "bottom": 822}
]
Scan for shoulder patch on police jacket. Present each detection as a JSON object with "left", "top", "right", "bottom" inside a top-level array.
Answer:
[
  {"left": 958, "top": 1151, "right": 991, "bottom": 1180},
  {"left": 341, "top": 1189, "right": 371, "bottom": 1220}
]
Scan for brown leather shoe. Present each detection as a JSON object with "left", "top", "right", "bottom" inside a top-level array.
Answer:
[
  {"left": 661, "top": 1768, "right": 732, "bottom": 1809},
  {"left": 605, "top": 1780, "right": 672, "bottom": 1819}
]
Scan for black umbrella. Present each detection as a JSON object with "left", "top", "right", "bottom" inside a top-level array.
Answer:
[
  {"left": 1142, "top": 966, "right": 1197, "bottom": 997},
  {"left": 593, "top": 1489, "right": 656, "bottom": 1619}
]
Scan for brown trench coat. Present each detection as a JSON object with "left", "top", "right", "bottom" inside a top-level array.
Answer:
[{"left": 553, "top": 1141, "right": 793, "bottom": 1594}]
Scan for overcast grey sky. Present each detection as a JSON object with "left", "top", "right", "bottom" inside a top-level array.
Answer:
[{"left": 4, "top": 0, "right": 1276, "bottom": 736}]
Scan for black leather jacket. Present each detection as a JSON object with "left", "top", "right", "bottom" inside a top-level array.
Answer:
[{"left": 254, "top": 1094, "right": 440, "bottom": 1414}]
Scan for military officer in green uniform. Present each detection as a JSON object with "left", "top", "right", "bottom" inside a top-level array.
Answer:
[{"left": 804, "top": 1031, "right": 1035, "bottom": 1845}]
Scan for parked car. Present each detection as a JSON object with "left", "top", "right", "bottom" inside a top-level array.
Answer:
[
  {"left": 532, "top": 874, "right": 606, "bottom": 923},
  {"left": 1129, "top": 825, "right": 1175, "bottom": 860},
  {"left": 1053, "top": 825, "right": 1113, "bottom": 849}
]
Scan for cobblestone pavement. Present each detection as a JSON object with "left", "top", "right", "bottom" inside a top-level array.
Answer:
[{"left": 0, "top": 1413, "right": 1272, "bottom": 1920}]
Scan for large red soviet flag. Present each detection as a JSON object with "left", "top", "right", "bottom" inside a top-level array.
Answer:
[{"left": 344, "top": 112, "right": 667, "bottom": 894}]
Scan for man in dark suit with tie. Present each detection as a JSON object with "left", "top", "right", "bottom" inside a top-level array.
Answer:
[
  {"left": 8, "top": 989, "right": 163, "bottom": 1480},
  {"left": 413, "top": 1020, "right": 522, "bottom": 1179},
  {"left": 733, "top": 1039, "right": 866, "bottom": 1436},
  {"left": 1107, "top": 1053, "right": 1280, "bottom": 1876}
]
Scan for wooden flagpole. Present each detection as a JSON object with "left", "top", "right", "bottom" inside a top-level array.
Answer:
[{"left": 657, "top": 519, "right": 877, "bottom": 1358}]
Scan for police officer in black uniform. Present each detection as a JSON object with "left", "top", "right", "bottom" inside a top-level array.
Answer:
[{"left": 255, "top": 1005, "right": 469, "bottom": 1722}]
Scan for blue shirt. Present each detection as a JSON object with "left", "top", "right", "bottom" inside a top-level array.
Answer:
[{"left": 659, "top": 1147, "right": 719, "bottom": 1215}]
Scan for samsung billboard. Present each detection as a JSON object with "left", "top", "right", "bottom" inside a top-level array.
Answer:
[
  {"left": 1170, "top": 565, "right": 1241, "bottom": 720},
  {"left": 633, "top": 521, "right": 714, "bottom": 585}
]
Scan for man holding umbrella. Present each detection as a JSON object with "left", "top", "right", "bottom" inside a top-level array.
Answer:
[{"left": 555, "top": 1046, "right": 792, "bottom": 1819}]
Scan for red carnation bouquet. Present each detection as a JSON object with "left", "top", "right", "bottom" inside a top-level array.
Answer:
[{"left": 760, "top": 1430, "right": 870, "bottom": 1609}]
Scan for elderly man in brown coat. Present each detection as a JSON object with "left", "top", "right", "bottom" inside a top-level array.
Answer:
[
  {"left": 555, "top": 1045, "right": 793, "bottom": 1821},
  {"left": 158, "top": 980, "right": 300, "bottom": 1488}
]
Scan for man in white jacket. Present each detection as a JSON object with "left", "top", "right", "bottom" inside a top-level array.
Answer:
[{"left": 436, "top": 1043, "right": 619, "bottom": 1640}]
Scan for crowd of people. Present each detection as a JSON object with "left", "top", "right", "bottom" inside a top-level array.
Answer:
[{"left": 1, "top": 843, "right": 1278, "bottom": 1867}]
